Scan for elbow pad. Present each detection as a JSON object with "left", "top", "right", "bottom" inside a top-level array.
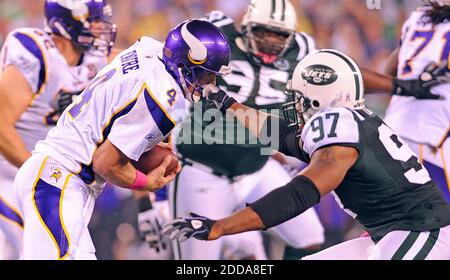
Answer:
[{"left": 249, "top": 175, "right": 320, "bottom": 229}]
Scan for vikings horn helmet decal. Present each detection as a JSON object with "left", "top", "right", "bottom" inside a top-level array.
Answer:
[{"left": 181, "top": 22, "right": 208, "bottom": 65}]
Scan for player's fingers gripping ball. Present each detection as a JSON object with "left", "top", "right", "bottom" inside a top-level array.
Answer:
[{"left": 132, "top": 145, "right": 180, "bottom": 177}]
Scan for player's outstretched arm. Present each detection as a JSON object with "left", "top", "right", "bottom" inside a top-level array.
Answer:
[
  {"left": 361, "top": 58, "right": 447, "bottom": 100},
  {"left": 164, "top": 145, "right": 358, "bottom": 242},
  {"left": 93, "top": 139, "right": 180, "bottom": 192},
  {"left": 202, "top": 85, "right": 270, "bottom": 139},
  {"left": 0, "top": 65, "right": 33, "bottom": 167}
]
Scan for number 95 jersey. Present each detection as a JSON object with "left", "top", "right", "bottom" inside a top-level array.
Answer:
[
  {"left": 34, "top": 37, "right": 187, "bottom": 185},
  {"left": 0, "top": 28, "right": 106, "bottom": 152}
]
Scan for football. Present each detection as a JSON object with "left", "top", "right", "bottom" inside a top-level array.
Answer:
[{"left": 132, "top": 145, "right": 179, "bottom": 176}]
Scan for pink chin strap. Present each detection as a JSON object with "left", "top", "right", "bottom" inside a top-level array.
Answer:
[{"left": 257, "top": 52, "right": 278, "bottom": 64}]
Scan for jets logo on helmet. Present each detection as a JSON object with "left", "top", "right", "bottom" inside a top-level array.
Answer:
[
  {"left": 283, "top": 49, "right": 365, "bottom": 133},
  {"left": 302, "top": 65, "right": 338, "bottom": 86}
]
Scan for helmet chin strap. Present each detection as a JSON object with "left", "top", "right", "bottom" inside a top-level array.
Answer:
[
  {"left": 177, "top": 67, "right": 203, "bottom": 103},
  {"left": 177, "top": 67, "right": 193, "bottom": 102}
]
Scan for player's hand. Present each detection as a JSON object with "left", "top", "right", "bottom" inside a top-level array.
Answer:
[
  {"left": 202, "top": 84, "right": 237, "bottom": 113},
  {"left": 55, "top": 89, "right": 82, "bottom": 113},
  {"left": 271, "top": 152, "right": 306, "bottom": 177},
  {"left": 393, "top": 60, "right": 449, "bottom": 100},
  {"left": 162, "top": 212, "right": 216, "bottom": 242},
  {"left": 138, "top": 200, "right": 170, "bottom": 252},
  {"left": 146, "top": 156, "right": 181, "bottom": 192}
]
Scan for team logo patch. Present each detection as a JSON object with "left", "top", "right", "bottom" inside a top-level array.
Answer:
[
  {"left": 50, "top": 168, "right": 62, "bottom": 183},
  {"left": 273, "top": 59, "right": 290, "bottom": 71},
  {"left": 191, "top": 220, "right": 203, "bottom": 229},
  {"left": 302, "top": 65, "right": 338, "bottom": 86}
]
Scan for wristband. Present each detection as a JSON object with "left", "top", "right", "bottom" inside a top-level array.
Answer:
[{"left": 129, "top": 169, "right": 148, "bottom": 190}]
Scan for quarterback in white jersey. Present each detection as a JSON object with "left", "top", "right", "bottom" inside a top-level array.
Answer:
[
  {"left": 384, "top": 1, "right": 450, "bottom": 202},
  {"left": 0, "top": 0, "right": 115, "bottom": 259},
  {"left": 13, "top": 19, "right": 231, "bottom": 259}
]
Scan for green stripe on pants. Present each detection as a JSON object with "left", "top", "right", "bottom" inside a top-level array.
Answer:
[
  {"left": 413, "top": 229, "right": 440, "bottom": 260},
  {"left": 391, "top": 232, "right": 420, "bottom": 260}
]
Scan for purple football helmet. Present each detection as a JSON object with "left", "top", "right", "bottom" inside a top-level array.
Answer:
[
  {"left": 44, "top": 0, "right": 116, "bottom": 56},
  {"left": 162, "top": 19, "right": 231, "bottom": 102}
]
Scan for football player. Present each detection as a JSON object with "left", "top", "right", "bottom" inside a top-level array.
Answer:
[
  {"left": 12, "top": 19, "right": 231, "bottom": 259},
  {"left": 166, "top": 0, "right": 445, "bottom": 260},
  {"left": 164, "top": 49, "right": 450, "bottom": 260},
  {"left": 384, "top": 0, "right": 450, "bottom": 202},
  {"left": 0, "top": 0, "right": 116, "bottom": 259}
]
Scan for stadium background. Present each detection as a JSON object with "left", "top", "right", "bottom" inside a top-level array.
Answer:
[{"left": 0, "top": 0, "right": 423, "bottom": 259}]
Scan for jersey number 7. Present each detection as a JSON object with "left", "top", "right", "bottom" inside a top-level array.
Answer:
[{"left": 402, "top": 30, "right": 450, "bottom": 76}]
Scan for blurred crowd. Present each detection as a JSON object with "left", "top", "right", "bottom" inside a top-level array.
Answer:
[{"left": 0, "top": 0, "right": 424, "bottom": 259}]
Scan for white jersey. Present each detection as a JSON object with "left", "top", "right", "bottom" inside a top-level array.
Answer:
[
  {"left": 0, "top": 28, "right": 106, "bottom": 152},
  {"left": 34, "top": 37, "right": 187, "bottom": 184},
  {"left": 384, "top": 8, "right": 450, "bottom": 147}
]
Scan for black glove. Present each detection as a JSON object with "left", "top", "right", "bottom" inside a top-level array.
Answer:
[
  {"left": 202, "top": 84, "right": 237, "bottom": 114},
  {"left": 393, "top": 60, "right": 449, "bottom": 100},
  {"left": 162, "top": 212, "right": 216, "bottom": 242},
  {"left": 55, "top": 90, "right": 82, "bottom": 113},
  {"left": 45, "top": 90, "right": 82, "bottom": 125}
]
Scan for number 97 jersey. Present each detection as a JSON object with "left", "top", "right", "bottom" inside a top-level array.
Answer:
[{"left": 299, "top": 107, "right": 450, "bottom": 242}]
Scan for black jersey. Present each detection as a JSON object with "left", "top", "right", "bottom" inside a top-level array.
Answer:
[
  {"left": 277, "top": 107, "right": 450, "bottom": 242},
  {"left": 176, "top": 11, "right": 316, "bottom": 177}
]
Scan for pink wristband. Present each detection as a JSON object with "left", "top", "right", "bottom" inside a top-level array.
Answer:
[{"left": 129, "top": 170, "right": 148, "bottom": 190}]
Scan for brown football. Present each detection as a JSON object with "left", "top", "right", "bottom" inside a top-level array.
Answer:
[{"left": 132, "top": 145, "right": 179, "bottom": 176}]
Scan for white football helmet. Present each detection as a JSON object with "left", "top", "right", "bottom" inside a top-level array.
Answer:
[
  {"left": 283, "top": 49, "right": 365, "bottom": 130},
  {"left": 241, "top": 0, "right": 297, "bottom": 65}
]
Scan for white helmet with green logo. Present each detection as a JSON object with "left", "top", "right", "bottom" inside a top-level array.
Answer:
[{"left": 283, "top": 49, "right": 365, "bottom": 126}]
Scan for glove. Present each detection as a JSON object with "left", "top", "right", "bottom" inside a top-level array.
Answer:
[
  {"left": 46, "top": 90, "right": 83, "bottom": 125},
  {"left": 393, "top": 60, "right": 449, "bottom": 100},
  {"left": 202, "top": 84, "right": 237, "bottom": 114},
  {"left": 55, "top": 90, "right": 82, "bottom": 113},
  {"left": 162, "top": 212, "right": 216, "bottom": 242},
  {"left": 137, "top": 200, "right": 170, "bottom": 253}
]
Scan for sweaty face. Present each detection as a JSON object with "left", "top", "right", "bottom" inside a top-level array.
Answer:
[
  {"left": 78, "top": 19, "right": 116, "bottom": 56},
  {"left": 185, "top": 68, "right": 217, "bottom": 102},
  {"left": 251, "top": 25, "right": 291, "bottom": 56}
]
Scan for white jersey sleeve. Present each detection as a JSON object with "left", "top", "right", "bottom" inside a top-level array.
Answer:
[
  {"left": 0, "top": 31, "right": 43, "bottom": 93},
  {"left": 301, "top": 107, "right": 360, "bottom": 157},
  {"left": 107, "top": 85, "right": 181, "bottom": 161}
]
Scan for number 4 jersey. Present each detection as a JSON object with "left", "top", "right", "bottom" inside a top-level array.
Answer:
[
  {"left": 279, "top": 107, "right": 450, "bottom": 242},
  {"left": 34, "top": 37, "right": 187, "bottom": 185}
]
